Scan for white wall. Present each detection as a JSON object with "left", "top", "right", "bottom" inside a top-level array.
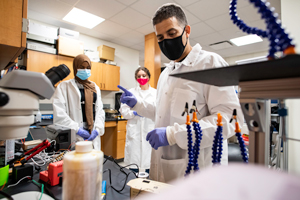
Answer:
[
  {"left": 281, "top": 0, "right": 300, "bottom": 175},
  {"left": 32, "top": 19, "right": 140, "bottom": 109},
  {"left": 224, "top": 51, "right": 268, "bottom": 65},
  {"left": 78, "top": 34, "right": 139, "bottom": 108}
]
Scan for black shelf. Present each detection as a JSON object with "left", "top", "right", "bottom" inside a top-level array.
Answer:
[{"left": 170, "top": 54, "right": 300, "bottom": 86}]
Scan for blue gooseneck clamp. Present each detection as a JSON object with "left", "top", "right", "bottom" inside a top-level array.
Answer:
[
  {"left": 229, "top": 0, "right": 296, "bottom": 59},
  {"left": 212, "top": 113, "right": 223, "bottom": 165},
  {"left": 230, "top": 109, "right": 249, "bottom": 163},
  {"left": 183, "top": 101, "right": 202, "bottom": 175}
]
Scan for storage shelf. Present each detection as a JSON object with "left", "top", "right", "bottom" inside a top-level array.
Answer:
[{"left": 171, "top": 54, "right": 300, "bottom": 86}]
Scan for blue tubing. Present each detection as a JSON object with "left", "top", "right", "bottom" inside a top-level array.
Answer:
[
  {"left": 235, "top": 132, "right": 248, "bottom": 163},
  {"left": 229, "top": 0, "right": 294, "bottom": 59},
  {"left": 185, "top": 124, "right": 193, "bottom": 175},
  {"left": 193, "top": 122, "right": 202, "bottom": 171},
  {"left": 212, "top": 126, "right": 223, "bottom": 164}
]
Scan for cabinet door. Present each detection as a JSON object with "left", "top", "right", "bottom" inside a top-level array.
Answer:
[
  {"left": 90, "top": 62, "right": 103, "bottom": 89},
  {"left": 0, "top": 0, "right": 27, "bottom": 70},
  {"left": 101, "top": 64, "right": 120, "bottom": 91},
  {"left": 57, "top": 55, "right": 74, "bottom": 81},
  {"left": 26, "top": 50, "right": 58, "bottom": 73}
]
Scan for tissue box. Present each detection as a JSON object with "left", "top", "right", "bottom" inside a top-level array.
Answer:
[
  {"left": 97, "top": 45, "right": 115, "bottom": 61},
  {"left": 127, "top": 178, "right": 172, "bottom": 199}
]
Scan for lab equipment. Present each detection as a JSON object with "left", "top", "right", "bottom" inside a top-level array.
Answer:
[
  {"left": 87, "top": 129, "right": 99, "bottom": 141},
  {"left": 46, "top": 124, "right": 71, "bottom": 151},
  {"left": 0, "top": 64, "right": 70, "bottom": 140},
  {"left": 39, "top": 160, "right": 63, "bottom": 186},
  {"left": 212, "top": 113, "right": 223, "bottom": 164},
  {"left": 146, "top": 127, "right": 168, "bottom": 150},
  {"left": 229, "top": 0, "right": 295, "bottom": 59},
  {"left": 230, "top": 109, "right": 249, "bottom": 163},
  {"left": 118, "top": 85, "right": 137, "bottom": 108},
  {"left": 183, "top": 101, "right": 203, "bottom": 176},
  {"left": 63, "top": 141, "right": 103, "bottom": 200},
  {"left": 76, "top": 127, "right": 90, "bottom": 139}
]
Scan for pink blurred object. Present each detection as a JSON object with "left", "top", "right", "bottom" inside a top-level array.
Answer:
[{"left": 137, "top": 164, "right": 300, "bottom": 200}]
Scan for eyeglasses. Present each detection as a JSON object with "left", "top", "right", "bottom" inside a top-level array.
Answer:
[{"left": 103, "top": 156, "right": 138, "bottom": 193}]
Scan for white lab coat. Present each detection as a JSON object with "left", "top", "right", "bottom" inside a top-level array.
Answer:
[
  {"left": 52, "top": 79, "right": 105, "bottom": 150},
  {"left": 119, "top": 86, "right": 156, "bottom": 169},
  {"left": 133, "top": 44, "right": 244, "bottom": 182}
]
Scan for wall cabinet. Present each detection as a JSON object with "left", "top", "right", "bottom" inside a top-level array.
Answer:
[
  {"left": 26, "top": 50, "right": 120, "bottom": 91},
  {"left": 0, "top": 0, "right": 27, "bottom": 70},
  {"left": 101, "top": 120, "right": 127, "bottom": 159}
]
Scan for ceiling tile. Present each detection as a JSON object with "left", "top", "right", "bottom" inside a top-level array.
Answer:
[
  {"left": 58, "top": 0, "right": 78, "bottom": 6},
  {"left": 116, "top": 0, "right": 137, "bottom": 6},
  {"left": 174, "top": 0, "right": 199, "bottom": 7},
  {"left": 28, "top": 0, "right": 73, "bottom": 19},
  {"left": 218, "top": 26, "right": 247, "bottom": 41},
  {"left": 136, "top": 23, "right": 155, "bottom": 35},
  {"left": 189, "top": 38, "right": 198, "bottom": 47},
  {"left": 194, "top": 32, "right": 226, "bottom": 46},
  {"left": 190, "top": 22, "right": 215, "bottom": 38},
  {"left": 205, "top": 13, "right": 235, "bottom": 32},
  {"left": 93, "top": 20, "right": 131, "bottom": 38},
  {"left": 215, "top": 40, "right": 269, "bottom": 58},
  {"left": 130, "top": 0, "right": 176, "bottom": 18},
  {"left": 185, "top": 0, "right": 230, "bottom": 21},
  {"left": 116, "top": 31, "right": 145, "bottom": 45},
  {"left": 110, "top": 7, "right": 151, "bottom": 29},
  {"left": 183, "top": 8, "right": 201, "bottom": 25},
  {"left": 75, "top": 0, "right": 126, "bottom": 19}
]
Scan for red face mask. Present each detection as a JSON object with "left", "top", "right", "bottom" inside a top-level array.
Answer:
[{"left": 137, "top": 78, "right": 148, "bottom": 85}]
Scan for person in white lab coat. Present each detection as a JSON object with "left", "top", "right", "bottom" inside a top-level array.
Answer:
[
  {"left": 118, "top": 3, "right": 244, "bottom": 183},
  {"left": 119, "top": 67, "right": 156, "bottom": 173},
  {"left": 52, "top": 54, "right": 105, "bottom": 151}
]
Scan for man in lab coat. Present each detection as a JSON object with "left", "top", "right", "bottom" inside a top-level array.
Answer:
[{"left": 119, "top": 3, "right": 243, "bottom": 182}]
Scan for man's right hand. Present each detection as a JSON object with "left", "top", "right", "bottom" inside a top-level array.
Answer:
[
  {"left": 118, "top": 85, "right": 137, "bottom": 108},
  {"left": 76, "top": 128, "right": 90, "bottom": 140}
]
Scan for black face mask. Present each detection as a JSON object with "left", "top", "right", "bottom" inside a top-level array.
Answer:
[{"left": 158, "top": 27, "right": 187, "bottom": 61}]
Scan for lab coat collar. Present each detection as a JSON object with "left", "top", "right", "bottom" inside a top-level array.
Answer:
[{"left": 164, "top": 43, "right": 202, "bottom": 70}]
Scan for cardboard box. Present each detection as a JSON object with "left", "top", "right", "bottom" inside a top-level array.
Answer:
[
  {"left": 127, "top": 178, "right": 172, "bottom": 199},
  {"left": 97, "top": 45, "right": 115, "bottom": 61},
  {"left": 57, "top": 35, "right": 84, "bottom": 57}
]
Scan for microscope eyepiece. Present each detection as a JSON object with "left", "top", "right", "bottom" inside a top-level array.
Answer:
[{"left": 45, "top": 64, "right": 70, "bottom": 86}]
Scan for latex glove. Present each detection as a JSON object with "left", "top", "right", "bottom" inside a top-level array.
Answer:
[
  {"left": 118, "top": 85, "right": 137, "bottom": 108},
  {"left": 87, "top": 130, "right": 99, "bottom": 141},
  {"left": 133, "top": 111, "right": 143, "bottom": 117},
  {"left": 146, "top": 127, "right": 169, "bottom": 150},
  {"left": 76, "top": 128, "right": 90, "bottom": 140}
]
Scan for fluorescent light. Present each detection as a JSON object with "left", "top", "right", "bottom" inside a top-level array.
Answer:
[
  {"left": 63, "top": 8, "right": 105, "bottom": 29},
  {"left": 230, "top": 35, "right": 263, "bottom": 46}
]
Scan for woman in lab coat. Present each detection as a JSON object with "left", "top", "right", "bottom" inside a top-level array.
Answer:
[
  {"left": 119, "top": 67, "right": 156, "bottom": 173},
  {"left": 52, "top": 54, "right": 105, "bottom": 150}
]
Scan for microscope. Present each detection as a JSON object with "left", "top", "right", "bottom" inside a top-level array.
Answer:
[{"left": 0, "top": 65, "right": 70, "bottom": 140}]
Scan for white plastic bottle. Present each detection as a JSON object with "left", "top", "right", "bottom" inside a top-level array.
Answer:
[{"left": 62, "top": 141, "right": 103, "bottom": 200}]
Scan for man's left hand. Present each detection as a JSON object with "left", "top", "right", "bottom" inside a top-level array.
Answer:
[{"left": 146, "top": 127, "right": 169, "bottom": 150}]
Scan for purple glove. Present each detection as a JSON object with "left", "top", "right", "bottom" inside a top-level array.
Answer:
[
  {"left": 87, "top": 130, "right": 99, "bottom": 141},
  {"left": 118, "top": 85, "right": 137, "bottom": 108},
  {"left": 146, "top": 127, "right": 169, "bottom": 150},
  {"left": 133, "top": 111, "right": 142, "bottom": 117},
  {"left": 76, "top": 128, "right": 90, "bottom": 139}
]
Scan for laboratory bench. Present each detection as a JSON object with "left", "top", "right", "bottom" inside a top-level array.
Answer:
[
  {"left": 0, "top": 158, "right": 135, "bottom": 200},
  {"left": 34, "top": 119, "right": 128, "bottom": 160}
]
